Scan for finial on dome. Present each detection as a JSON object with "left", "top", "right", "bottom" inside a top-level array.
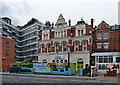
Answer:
[{"left": 81, "top": 17, "right": 83, "bottom": 20}]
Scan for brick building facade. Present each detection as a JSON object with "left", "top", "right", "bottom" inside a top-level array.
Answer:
[
  {"left": 0, "top": 36, "right": 15, "bottom": 71},
  {"left": 38, "top": 14, "right": 93, "bottom": 71},
  {"left": 91, "top": 21, "right": 120, "bottom": 73}
]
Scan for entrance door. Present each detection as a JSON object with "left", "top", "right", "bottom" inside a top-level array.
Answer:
[{"left": 77, "top": 58, "right": 84, "bottom": 71}]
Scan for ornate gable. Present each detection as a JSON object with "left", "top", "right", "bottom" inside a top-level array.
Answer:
[
  {"left": 55, "top": 14, "right": 68, "bottom": 28},
  {"left": 96, "top": 21, "right": 111, "bottom": 29}
]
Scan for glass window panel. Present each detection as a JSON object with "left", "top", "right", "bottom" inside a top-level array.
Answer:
[
  {"left": 58, "top": 32, "right": 60, "bottom": 38},
  {"left": 64, "top": 31, "right": 66, "bottom": 37},
  {"left": 6, "top": 41, "right": 9, "bottom": 47},
  {"left": 81, "top": 30, "right": 83, "bottom": 36},
  {"left": 97, "top": 43, "right": 102, "bottom": 49},
  {"left": 104, "top": 56, "right": 108, "bottom": 63},
  {"left": 97, "top": 33, "right": 102, "bottom": 39},
  {"left": 61, "top": 31, "right": 63, "bottom": 37},
  {"left": 99, "top": 56, "right": 103, "bottom": 63},
  {"left": 116, "top": 57, "right": 120, "bottom": 63},
  {"left": 78, "top": 30, "right": 80, "bottom": 36},
  {"left": 109, "top": 56, "right": 113, "bottom": 63},
  {"left": 104, "top": 32, "right": 108, "bottom": 39}
]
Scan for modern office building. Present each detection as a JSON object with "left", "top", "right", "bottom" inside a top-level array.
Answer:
[
  {"left": 38, "top": 14, "right": 93, "bottom": 71},
  {"left": 92, "top": 21, "right": 120, "bottom": 73},
  {"left": 16, "top": 19, "right": 45, "bottom": 63},
  {"left": 0, "top": 17, "right": 45, "bottom": 64}
]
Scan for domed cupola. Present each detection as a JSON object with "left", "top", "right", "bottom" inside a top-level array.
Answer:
[{"left": 76, "top": 17, "right": 85, "bottom": 25}]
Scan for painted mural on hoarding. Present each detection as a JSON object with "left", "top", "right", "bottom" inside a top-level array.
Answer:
[
  {"left": 10, "top": 63, "right": 33, "bottom": 68},
  {"left": 33, "top": 63, "right": 51, "bottom": 73},
  {"left": 56, "top": 63, "right": 63, "bottom": 68}
]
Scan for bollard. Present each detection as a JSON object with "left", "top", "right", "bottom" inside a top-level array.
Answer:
[{"left": 80, "top": 68, "right": 83, "bottom": 76}]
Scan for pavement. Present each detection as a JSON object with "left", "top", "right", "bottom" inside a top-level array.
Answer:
[{"left": 1, "top": 72, "right": 120, "bottom": 83}]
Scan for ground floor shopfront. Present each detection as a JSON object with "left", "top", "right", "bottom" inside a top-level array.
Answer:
[
  {"left": 38, "top": 51, "right": 90, "bottom": 71},
  {"left": 91, "top": 52, "right": 120, "bottom": 74}
]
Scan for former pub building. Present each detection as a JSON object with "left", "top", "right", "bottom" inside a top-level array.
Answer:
[
  {"left": 91, "top": 21, "right": 120, "bottom": 73},
  {"left": 38, "top": 14, "right": 93, "bottom": 71}
]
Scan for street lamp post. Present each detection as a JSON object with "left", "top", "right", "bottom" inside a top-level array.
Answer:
[{"left": 68, "top": 48, "right": 70, "bottom": 68}]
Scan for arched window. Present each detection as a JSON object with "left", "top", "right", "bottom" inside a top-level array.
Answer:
[
  {"left": 64, "top": 60, "right": 67, "bottom": 63},
  {"left": 83, "top": 41, "right": 87, "bottom": 51},
  {"left": 62, "top": 41, "right": 67, "bottom": 52},
  {"left": 55, "top": 42, "right": 59, "bottom": 53},
  {"left": 52, "top": 60, "right": 55, "bottom": 63},
  {"left": 74, "top": 41, "right": 79, "bottom": 51},
  {"left": 61, "top": 60, "right": 63, "bottom": 63},
  {"left": 56, "top": 60, "right": 59, "bottom": 63},
  {"left": 41, "top": 44, "right": 45, "bottom": 53},
  {"left": 47, "top": 44, "right": 51, "bottom": 52}
]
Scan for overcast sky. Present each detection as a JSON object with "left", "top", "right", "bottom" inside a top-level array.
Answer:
[{"left": 1, "top": 0, "right": 120, "bottom": 26}]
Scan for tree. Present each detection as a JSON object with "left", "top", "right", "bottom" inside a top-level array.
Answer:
[{"left": 21, "top": 18, "right": 38, "bottom": 28}]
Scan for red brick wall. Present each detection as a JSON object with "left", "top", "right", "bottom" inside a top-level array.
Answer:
[
  {"left": 51, "top": 47, "right": 55, "bottom": 52},
  {"left": 59, "top": 46, "right": 62, "bottom": 51},
  {"left": 71, "top": 27, "right": 75, "bottom": 37},
  {"left": 39, "top": 32, "right": 42, "bottom": 40},
  {"left": 67, "top": 29, "right": 71, "bottom": 37},
  {"left": 45, "top": 48, "right": 47, "bottom": 53},
  {"left": 94, "top": 22, "right": 120, "bottom": 52},
  {"left": 86, "top": 25, "right": 93, "bottom": 35},
  {"left": 38, "top": 48, "right": 41, "bottom": 53},
  {"left": 50, "top": 31, "right": 55, "bottom": 39},
  {"left": 1, "top": 36, "right": 15, "bottom": 71},
  {"left": 68, "top": 39, "right": 72, "bottom": 44}
]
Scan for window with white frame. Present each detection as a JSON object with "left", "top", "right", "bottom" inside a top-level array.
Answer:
[
  {"left": 81, "top": 30, "right": 84, "bottom": 36},
  {"left": 109, "top": 56, "right": 113, "bottom": 63},
  {"left": 74, "top": 41, "right": 79, "bottom": 51},
  {"left": 64, "top": 31, "right": 66, "bottom": 37},
  {"left": 62, "top": 41, "right": 67, "bottom": 51},
  {"left": 104, "top": 56, "right": 108, "bottom": 63},
  {"left": 47, "top": 44, "right": 51, "bottom": 52},
  {"left": 41, "top": 45, "right": 45, "bottom": 53},
  {"left": 52, "top": 60, "right": 55, "bottom": 63},
  {"left": 97, "top": 33, "right": 102, "bottom": 39},
  {"left": 58, "top": 32, "right": 60, "bottom": 38},
  {"left": 44, "top": 34, "right": 45, "bottom": 40},
  {"left": 103, "top": 43, "right": 109, "bottom": 49},
  {"left": 99, "top": 56, "right": 103, "bottom": 63},
  {"left": 96, "top": 56, "right": 113, "bottom": 63},
  {"left": 46, "top": 34, "right": 48, "bottom": 40},
  {"left": 97, "top": 43, "right": 102, "bottom": 49},
  {"left": 78, "top": 30, "right": 80, "bottom": 36},
  {"left": 104, "top": 32, "right": 108, "bottom": 39},
  {"left": 116, "top": 57, "right": 120, "bottom": 63},
  {"left": 55, "top": 32, "right": 57, "bottom": 38},
  {"left": 61, "top": 31, "right": 63, "bottom": 37},
  {"left": 55, "top": 42, "right": 59, "bottom": 52},
  {"left": 96, "top": 56, "right": 99, "bottom": 63},
  {"left": 83, "top": 41, "right": 87, "bottom": 51},
  {"left": 98, "top": 64, "right": 106, "bottom": 70}
]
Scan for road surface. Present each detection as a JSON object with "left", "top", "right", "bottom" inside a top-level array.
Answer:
[{"left": 0, "top": 74, "right": 119, "bottom": 85}]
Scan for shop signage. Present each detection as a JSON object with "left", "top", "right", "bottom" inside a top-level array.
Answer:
[{"left": 33, "top": 63, "right": 51, "bottom": 73}]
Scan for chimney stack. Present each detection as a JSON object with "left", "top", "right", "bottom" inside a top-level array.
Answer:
[
  {"left": 91, "top": 18, "right": 94, "bottom": 28},
  {"left": 68, "top": 19, "right": 71, "bottom": 27}
]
